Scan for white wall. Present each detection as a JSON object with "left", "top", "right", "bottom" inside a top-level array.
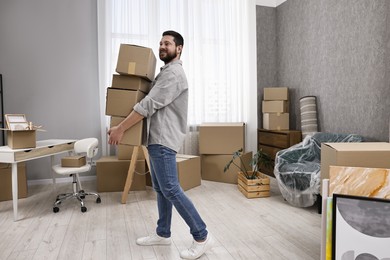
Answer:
[{"left": 0, "top": 0, "right": 100, "bottom": 180}]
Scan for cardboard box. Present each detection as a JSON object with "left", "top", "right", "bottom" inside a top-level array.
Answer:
[
  {"left": 116, "top": 44, "right": 157, "bottom": 82},
  {"left": 111, "top": 74, "right": 151, "bottom": 93},
  {"left": 110, "top": 117, "right": 144, "bottom": 146},
  {"left": 321, "top": 142, "right": 390, "bottom": 182},
  {"left": 145, "top": 154, "right": 201, "bottom": 191},
  {"left": 176, "top": 154, "right": 201, "bottom": 191},
  {"left": 117, "top": 144, "right": 146, "bottom": 160},
  {"left": 199, "top": 123, "right": 245, "bottom": 155},
  {"left": 0, "top": 163, "right": 27, "bottom": 201},
  {"left": 263, "top": 113, "right": 289, "bottom": 130},
  {"left": 7, "top": 130, "right": 36, "bottom": 149},
  {"left": 61, "top": 156, "right": 86, "bottom": 167},
  {"left": 96, "top": 156, "right": 146, "bottom": 192},
  {"left": 262, "top": 100, "right": 289, "bottom": 113},
  {"left": 105, "top": 88, "right": 145, "bottom": 117},
  {"left": 201, "top": 152, "right": 252, "bottom": 184},
  {"left": 263, "top": 87, "right": 289, "bottom": 100}
]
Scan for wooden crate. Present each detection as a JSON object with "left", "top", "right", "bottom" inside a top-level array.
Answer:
[{"left": 237, "top": 172, "right": 270, "bottom": 198}]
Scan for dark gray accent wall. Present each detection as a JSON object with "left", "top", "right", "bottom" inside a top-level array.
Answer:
[
  {"left": 257, "top": 0, "right": 390, "bottom": 141},
  {"left": 256, "top": 6, "right": 277, "bottom": 128}
]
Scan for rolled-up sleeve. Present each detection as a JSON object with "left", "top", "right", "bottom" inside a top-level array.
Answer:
[{"left": 133, "top": 68, "right": 185, "bottom": 117}]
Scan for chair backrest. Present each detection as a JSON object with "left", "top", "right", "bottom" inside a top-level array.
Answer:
[{"left": 74, "top": 138, "right": 99, "bottom": 159}]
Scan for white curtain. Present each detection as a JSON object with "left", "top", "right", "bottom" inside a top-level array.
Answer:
[{"left": 97, "top": 0, "right": 256, "bottom": 156}]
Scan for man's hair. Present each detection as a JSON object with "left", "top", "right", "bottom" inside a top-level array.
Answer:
[{"left": 162, "top": 30, "right": 184, "bottom": 47}]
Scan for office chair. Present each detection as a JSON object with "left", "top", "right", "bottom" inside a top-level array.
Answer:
[{"left": 52, "top": 138, "right": 101, "bottom": 213}]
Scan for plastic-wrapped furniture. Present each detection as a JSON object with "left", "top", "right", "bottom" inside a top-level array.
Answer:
[{"left": 274, "top": 132, "right": 363, "bottom": 207}]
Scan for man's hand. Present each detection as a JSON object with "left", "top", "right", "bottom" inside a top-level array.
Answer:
[{"left": 107, "top": 125, "right": 124, "bottom": 145}]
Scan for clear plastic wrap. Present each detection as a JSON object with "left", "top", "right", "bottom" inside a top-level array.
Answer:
[{"left": 274, "top": 132, "right": 364, "bottom": 207}]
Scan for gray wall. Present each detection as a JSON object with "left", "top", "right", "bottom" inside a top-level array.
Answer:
[
  {"left": 257, "top": 0, "right": 390, "bottom": 141},
  {"left": 256, "top": 6, "right": 277, "bottom": 125},
  {"left": 0, "top": 0, "right": 100, "bottom": 180}
]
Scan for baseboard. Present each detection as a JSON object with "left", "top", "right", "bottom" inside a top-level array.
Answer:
[{"left": 28, "top": 175, "right": 97, "bottom": 186}]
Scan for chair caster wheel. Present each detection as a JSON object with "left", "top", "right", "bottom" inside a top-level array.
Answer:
[
  {"left": 53, "top": 207, "right": 60, "bottom": 213},
  {"left": 96, "top": 197, "right": 101, "bottom": 203},
  {"left": 81, "top": 206, "right": 87, "bottom": 213}
]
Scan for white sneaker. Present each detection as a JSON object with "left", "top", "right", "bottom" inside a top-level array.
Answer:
[
  {"left": 180, "top": 233, "right": 214, "bottom": 259},
  {"left": 136, "top": 234, "right": 171, "bottom": 246}
]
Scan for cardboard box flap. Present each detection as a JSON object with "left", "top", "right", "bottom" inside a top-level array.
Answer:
[
  {"left": 323, "top": 142, "right": 390, "bottom": 151},
  {"left": 200, "top": 122, "right": 245, "bottom": 127}
]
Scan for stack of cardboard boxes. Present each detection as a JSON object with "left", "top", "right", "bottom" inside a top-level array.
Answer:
[
  {"left": 97, "top": 44, "right": 157, "bottom": 193},
  {"left": 199, "top": 123, "right": 252, "bottom": 184},
  {"left": 98, "top": 44, "right": 202, "bottom": 193},
  {"left": 262, "top": 87, "right": 289, "bottom": 130}
]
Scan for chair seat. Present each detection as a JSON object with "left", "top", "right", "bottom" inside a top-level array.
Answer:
[{"left": 52, "top": 164, "right": 91, "bottom": 175}]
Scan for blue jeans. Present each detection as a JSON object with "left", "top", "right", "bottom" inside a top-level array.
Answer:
[{"left": 147, "top": 144, "right": 208, "bottom": 241}]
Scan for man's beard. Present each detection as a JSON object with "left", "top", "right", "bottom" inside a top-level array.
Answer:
[{"left": 159, "top": 50, "right": 177, "bottom": 63}]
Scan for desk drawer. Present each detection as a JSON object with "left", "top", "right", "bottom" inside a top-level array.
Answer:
[{"left": 15, "top": 142, "right": 74, "bottom": 161}]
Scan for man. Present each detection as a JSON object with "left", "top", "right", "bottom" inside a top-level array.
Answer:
[{"left": 108, "top": 30, "right": 214, "bottom": 259}]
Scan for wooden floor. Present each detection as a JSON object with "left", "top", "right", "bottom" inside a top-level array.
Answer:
[{"left": 0, "top": 178, "right": 321, "bottom": 260}]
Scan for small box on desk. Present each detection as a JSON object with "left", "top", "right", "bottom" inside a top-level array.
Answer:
[
  {"left": 0, "top": 162, "right": 27, "bottom": 201},
  {"left": 7, "top": 130, "right": 36, "bottom": 149}
]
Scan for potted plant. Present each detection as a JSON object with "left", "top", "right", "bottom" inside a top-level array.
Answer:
[{"left": 224, "top": 148, "right": 274, "bottom": 198}]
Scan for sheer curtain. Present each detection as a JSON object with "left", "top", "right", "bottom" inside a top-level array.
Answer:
[{"left": 97, "top": 0, "right": 256, "bottom": 156}]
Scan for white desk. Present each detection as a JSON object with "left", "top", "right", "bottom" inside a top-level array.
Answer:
[{"left": 0, "top": 139, "right": 76, "bottom": 221}]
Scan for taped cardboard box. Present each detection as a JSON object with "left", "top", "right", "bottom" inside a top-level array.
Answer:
[
  {"left": 176, "top": 154, "right": 201, "bottom": 191},
  {"left": 263, "top": 113, "right": 289, "bottom": 130},
  {"left": 262, "top": 100, "right": 289, "bottom": 113},
  {"left": 2, "top": 114, "right": 45, "bottom": 149},
  {"left": 116, "top": 44, "right": 157, "bottom": 82},
  {"left": 61, "top": 156, "right": 86, "bottom": 167},
  {"left": 201, "top": 152, "right": 252, "bottom": 184},
  {"left": 111, "top": 74, "right": 151, "bottom": 93},
  {"left": 110, "top": 117, "right": 144, "bottom": 146},
  {"left": 199, "top": 123, "right": 245, "bottom": 155},
  {"left": 105, "top": 88, "right": 145, "bottom": 117},
  {"left": 0, "top": 163, "right": 27, "bottom": 201},
  {"left": 96, "top": 156, "right": 146, "bottom": 192},
  {"left": 117, "top": 144, "right": 146, "bottom": 160},
  {"left": 263, "top": 87, "right": 289, "bottom": 100},
  {"left": 7, "top": 130, "right": 36, "bottom": 149},
  {"left": 321, "top": 142, "right": 390, "bottom": 182},
  {"left": 145, "top": 154, "right": 201, "bottom": 191}
]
